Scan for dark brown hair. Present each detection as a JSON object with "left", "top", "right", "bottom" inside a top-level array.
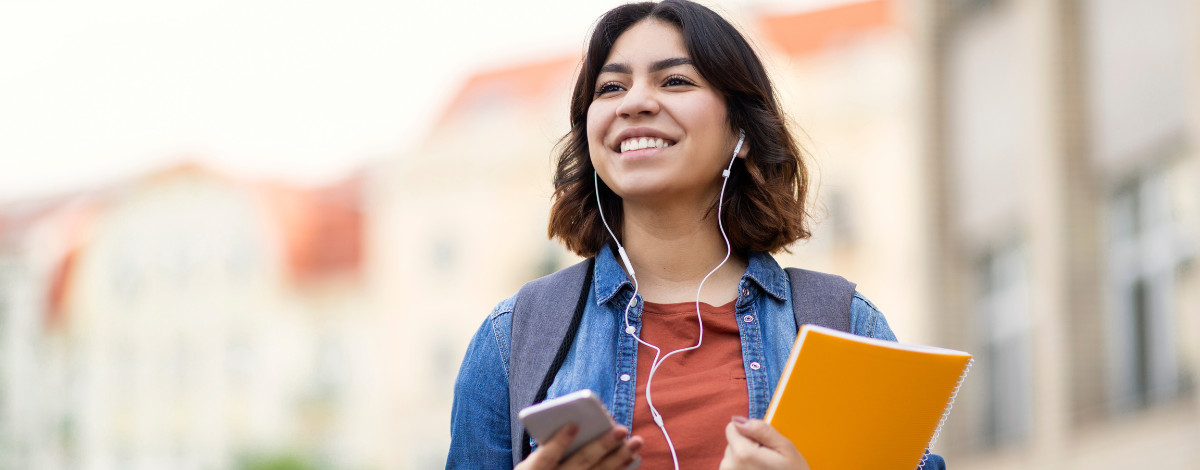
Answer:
[{"left": 547, "top": 0, "right": 811, "bottom": 257}]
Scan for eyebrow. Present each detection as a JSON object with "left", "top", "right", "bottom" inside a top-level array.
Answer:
[{"left": 598, "top": 57, "right": 694, "bottom": 75}]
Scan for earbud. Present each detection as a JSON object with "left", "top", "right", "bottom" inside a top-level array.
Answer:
[
  {"left": 724, "top": 129, "right": 745, "bottom": 178},
  {"left": 592, "top": 128, "right": 745, "bottom": 470}
]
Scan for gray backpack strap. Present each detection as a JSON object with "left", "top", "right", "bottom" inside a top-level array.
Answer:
[
  {"left": 785, "top": 268, "right": 856, "bottom": 333},
  {"left": 508, "top": 257, "right": 594, "bottom": 467}
]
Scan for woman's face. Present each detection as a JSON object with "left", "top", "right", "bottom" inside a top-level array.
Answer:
[{"left": 587, "top": 19, "right": 739, "bottom": 206}]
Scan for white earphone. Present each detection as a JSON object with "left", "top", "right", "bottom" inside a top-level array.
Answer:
[{"left": 594, "top": 129, "right": 746, "bottom": 470}]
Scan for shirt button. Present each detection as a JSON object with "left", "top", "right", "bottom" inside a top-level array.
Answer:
[
  {"left": 742, "top": 288, "right": 750, "bottom": 297},
  {"left": 620, "top": 374, "right": 631, "bottom": 382},
  {"left": 750, "top": 362, "right": 761, "bottom": 370},
  {"left": 625, "top": 326, "right": 636, "bottom": 335},
  {"left": 743, "top": 315, "right": 754, "bottom": 323}
]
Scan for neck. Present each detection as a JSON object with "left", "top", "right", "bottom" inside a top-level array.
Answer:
[{"left": 619, "top": 193, "right": 748, "bottom": 305}]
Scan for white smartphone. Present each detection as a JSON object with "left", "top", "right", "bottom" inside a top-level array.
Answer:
[{"left": 518, "top": 389, "right": 628, "bottom": 462}]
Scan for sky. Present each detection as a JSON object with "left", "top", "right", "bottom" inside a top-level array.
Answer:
[{"left": 0, "top": 0, "right": 857, "bottom": 201}]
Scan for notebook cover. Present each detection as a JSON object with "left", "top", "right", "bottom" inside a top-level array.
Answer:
[{"left": 765, "top": 325, "right": 971, "bottom": 470}]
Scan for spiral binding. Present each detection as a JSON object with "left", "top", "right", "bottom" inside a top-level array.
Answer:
[{"left": 915, "top": 358, "right": 973, "bottom": 470}]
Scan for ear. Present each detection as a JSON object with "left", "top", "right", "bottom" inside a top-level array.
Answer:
[{"left": 733, "top": 129, "right": 749, "bottom": 159}]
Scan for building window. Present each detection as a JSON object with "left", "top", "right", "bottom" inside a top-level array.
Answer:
[
  {"left": 432, "top": 237, "right": 457, "bottom": 274},
  {"left": 826, "top": 190, "right": 856, "bottom": 245},
  {"left": 1106, "top": 170, "right": 1191, "bottom": 410},
  {"left": 976, "top": 243, "right": 1032, "bottom": 447},
  {"left": 954, "top": 0, "right": 1001, "bottom": 18}
]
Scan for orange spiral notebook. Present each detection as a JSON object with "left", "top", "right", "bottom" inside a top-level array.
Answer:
[{"left": 765, "top": 324, "right": 972, "bottom": 470}]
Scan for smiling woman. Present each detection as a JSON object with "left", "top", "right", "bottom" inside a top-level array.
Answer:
[
  {"left": 447, "top": 2, "right": 945, "bottom": 470},
  {"left": 548, "top": 2, "right": 811, "bottom": 259}
]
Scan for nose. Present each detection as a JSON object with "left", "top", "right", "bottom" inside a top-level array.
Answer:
[{"left": 614, "top": 82, "right": 660, "bottom": 118}]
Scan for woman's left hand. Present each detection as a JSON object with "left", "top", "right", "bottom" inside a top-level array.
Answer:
[{"left": 718, "top": 416, "right": 810, "bottom": 470}]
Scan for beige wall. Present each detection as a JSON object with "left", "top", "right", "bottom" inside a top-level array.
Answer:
[{"left": 921, "top": 0, "right": 1200, "bottom": 468}]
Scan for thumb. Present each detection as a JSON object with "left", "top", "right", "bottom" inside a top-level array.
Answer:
[
  {"left": 522, "top": 424, "right": 577, "bottom": 469},
  {"left": 731, "top": 416, "right": 795, "bottom": 452}
]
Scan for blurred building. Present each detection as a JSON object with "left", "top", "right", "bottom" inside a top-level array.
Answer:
[
  {"left": 0, "top": 165, "right": 382, "bottom": 470},
  {"left": 366, "top": 54, "right": 581, "bottom": 468},
  {"left": 916, "top": 0, "right": 1200, "bottom": 468}
]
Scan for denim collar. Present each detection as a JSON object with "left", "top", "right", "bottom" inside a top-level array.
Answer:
[{"left": 592, "top": 242, "right": 789, "bottom": 306}]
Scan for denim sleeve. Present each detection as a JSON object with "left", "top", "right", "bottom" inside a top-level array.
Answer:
[
  {"left": 848, "top": 291, "right": 898, "bottom": 342},
  {"left": 849, "top": 292, "right": 949, "bottom": 469},
  {"left": 446, "top": 297, "right": 516, "bottom": 470}
]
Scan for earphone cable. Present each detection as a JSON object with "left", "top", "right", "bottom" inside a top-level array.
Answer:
[{"left": 593, "top": 130, "right": 744, "bottom": 470}]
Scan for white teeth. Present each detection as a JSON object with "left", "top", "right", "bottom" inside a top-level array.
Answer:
[{"left": 620, "top": 137, "right": 672, "bottom": 152}]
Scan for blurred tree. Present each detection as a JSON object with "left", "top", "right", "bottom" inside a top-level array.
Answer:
[{"left": 237, "top": 453, "right": 323, "bottom": 470}]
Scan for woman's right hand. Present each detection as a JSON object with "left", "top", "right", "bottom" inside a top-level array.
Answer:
[{"left": 516, "top": 424, "right": 644, "bottom": 470}]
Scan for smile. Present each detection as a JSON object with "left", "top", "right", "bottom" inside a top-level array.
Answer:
[{"left": 620, "top": 137, "right": 673, "bottom": 153}]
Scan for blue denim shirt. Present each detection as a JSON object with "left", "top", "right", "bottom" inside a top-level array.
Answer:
[{"left": 447, "top": 245, "right": 946, "bottom": 470}]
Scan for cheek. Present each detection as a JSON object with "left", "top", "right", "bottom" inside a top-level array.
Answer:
[
  {"left": 676, "top": 96, "right": 730, "bottom": 154},
  {"left": 696, "top": 97, "right": 730, "bottom": 134},
  {"left": 672, "top": 93, "right": 726, "bottom": 133},
  {"left": 586, "top": 103, "right": 612, "bottom": 147}
]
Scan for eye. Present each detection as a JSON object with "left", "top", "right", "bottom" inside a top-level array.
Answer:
[
  {"left": 595, "top": 81, "right": 625, "bottom": 96},
  {"left": 664, "top": 75, "right": 695, "bottom": 87}
]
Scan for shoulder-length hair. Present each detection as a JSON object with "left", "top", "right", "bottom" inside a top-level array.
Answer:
[{"left": 548, "top": 0, "right": 812, "bottom": 257}]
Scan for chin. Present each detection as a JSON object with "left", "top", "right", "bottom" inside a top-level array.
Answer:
[{"left": 609, "top": 175, "right": 683, "bottom": 202}]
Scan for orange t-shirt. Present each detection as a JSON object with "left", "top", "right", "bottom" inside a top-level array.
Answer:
[{"left": 632, "top": 300, "right": 747, "bottom": 469}]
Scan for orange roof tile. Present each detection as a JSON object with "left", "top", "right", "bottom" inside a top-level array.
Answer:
[
  {"left": 759, "top": 0, "right": 892, "bottom": 57},
  {"left": 438, "top": 55, "right": 579, "bottom": 124},
  {"left": 45, "top": 248, "right": 79, "bottom": 327},
  {"left": 262, "top": 175, "right": 364, "bottom": 284}
]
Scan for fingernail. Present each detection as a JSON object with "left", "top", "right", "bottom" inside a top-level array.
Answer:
[
  {"left": 565, "top": 423, "right": 579, "bottom": 437},
  {"left": 731, "top": 415, "right": 748, "bottom": 424},
  {"left": 628, "top": 438, "right": 643, "bottom": 452}
]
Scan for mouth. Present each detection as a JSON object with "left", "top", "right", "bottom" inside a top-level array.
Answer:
[{"left": 619, "top": 137, "right": 675, "bottom": 154}]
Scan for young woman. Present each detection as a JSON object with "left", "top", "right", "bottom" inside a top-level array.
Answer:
[{"left": 448, "top": 1, "right": 945, "bottom": 469}]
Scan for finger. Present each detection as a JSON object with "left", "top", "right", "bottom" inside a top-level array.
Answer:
[
  {"left": 523, "top": 424, "right": 579, "bottom": 469},
  {"left": 723, "top": 420, "right": 763, "bottom": 465},
  {"left": 560, "top": 425, "right": 628, "bottom": 469},
  {"left": 718, "top": 430, "right": 740, "bottom": 470},
  {"left": 732, "top": 416, "right": 796, "bottom": 452},
  {"left": 724, "top": 420, "right": 755, "bottom": 451},
  {"left": 591, "top": 435, "right": 643, "bottom": 470}
]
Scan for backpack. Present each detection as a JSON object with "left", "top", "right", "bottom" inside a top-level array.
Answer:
[{"left": 507, "top": 257, "right": 856, "bottom": 466}]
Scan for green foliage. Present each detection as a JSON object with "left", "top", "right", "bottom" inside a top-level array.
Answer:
[{"left": 237, "top": 453, "right": 322, "bottom": 470}]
